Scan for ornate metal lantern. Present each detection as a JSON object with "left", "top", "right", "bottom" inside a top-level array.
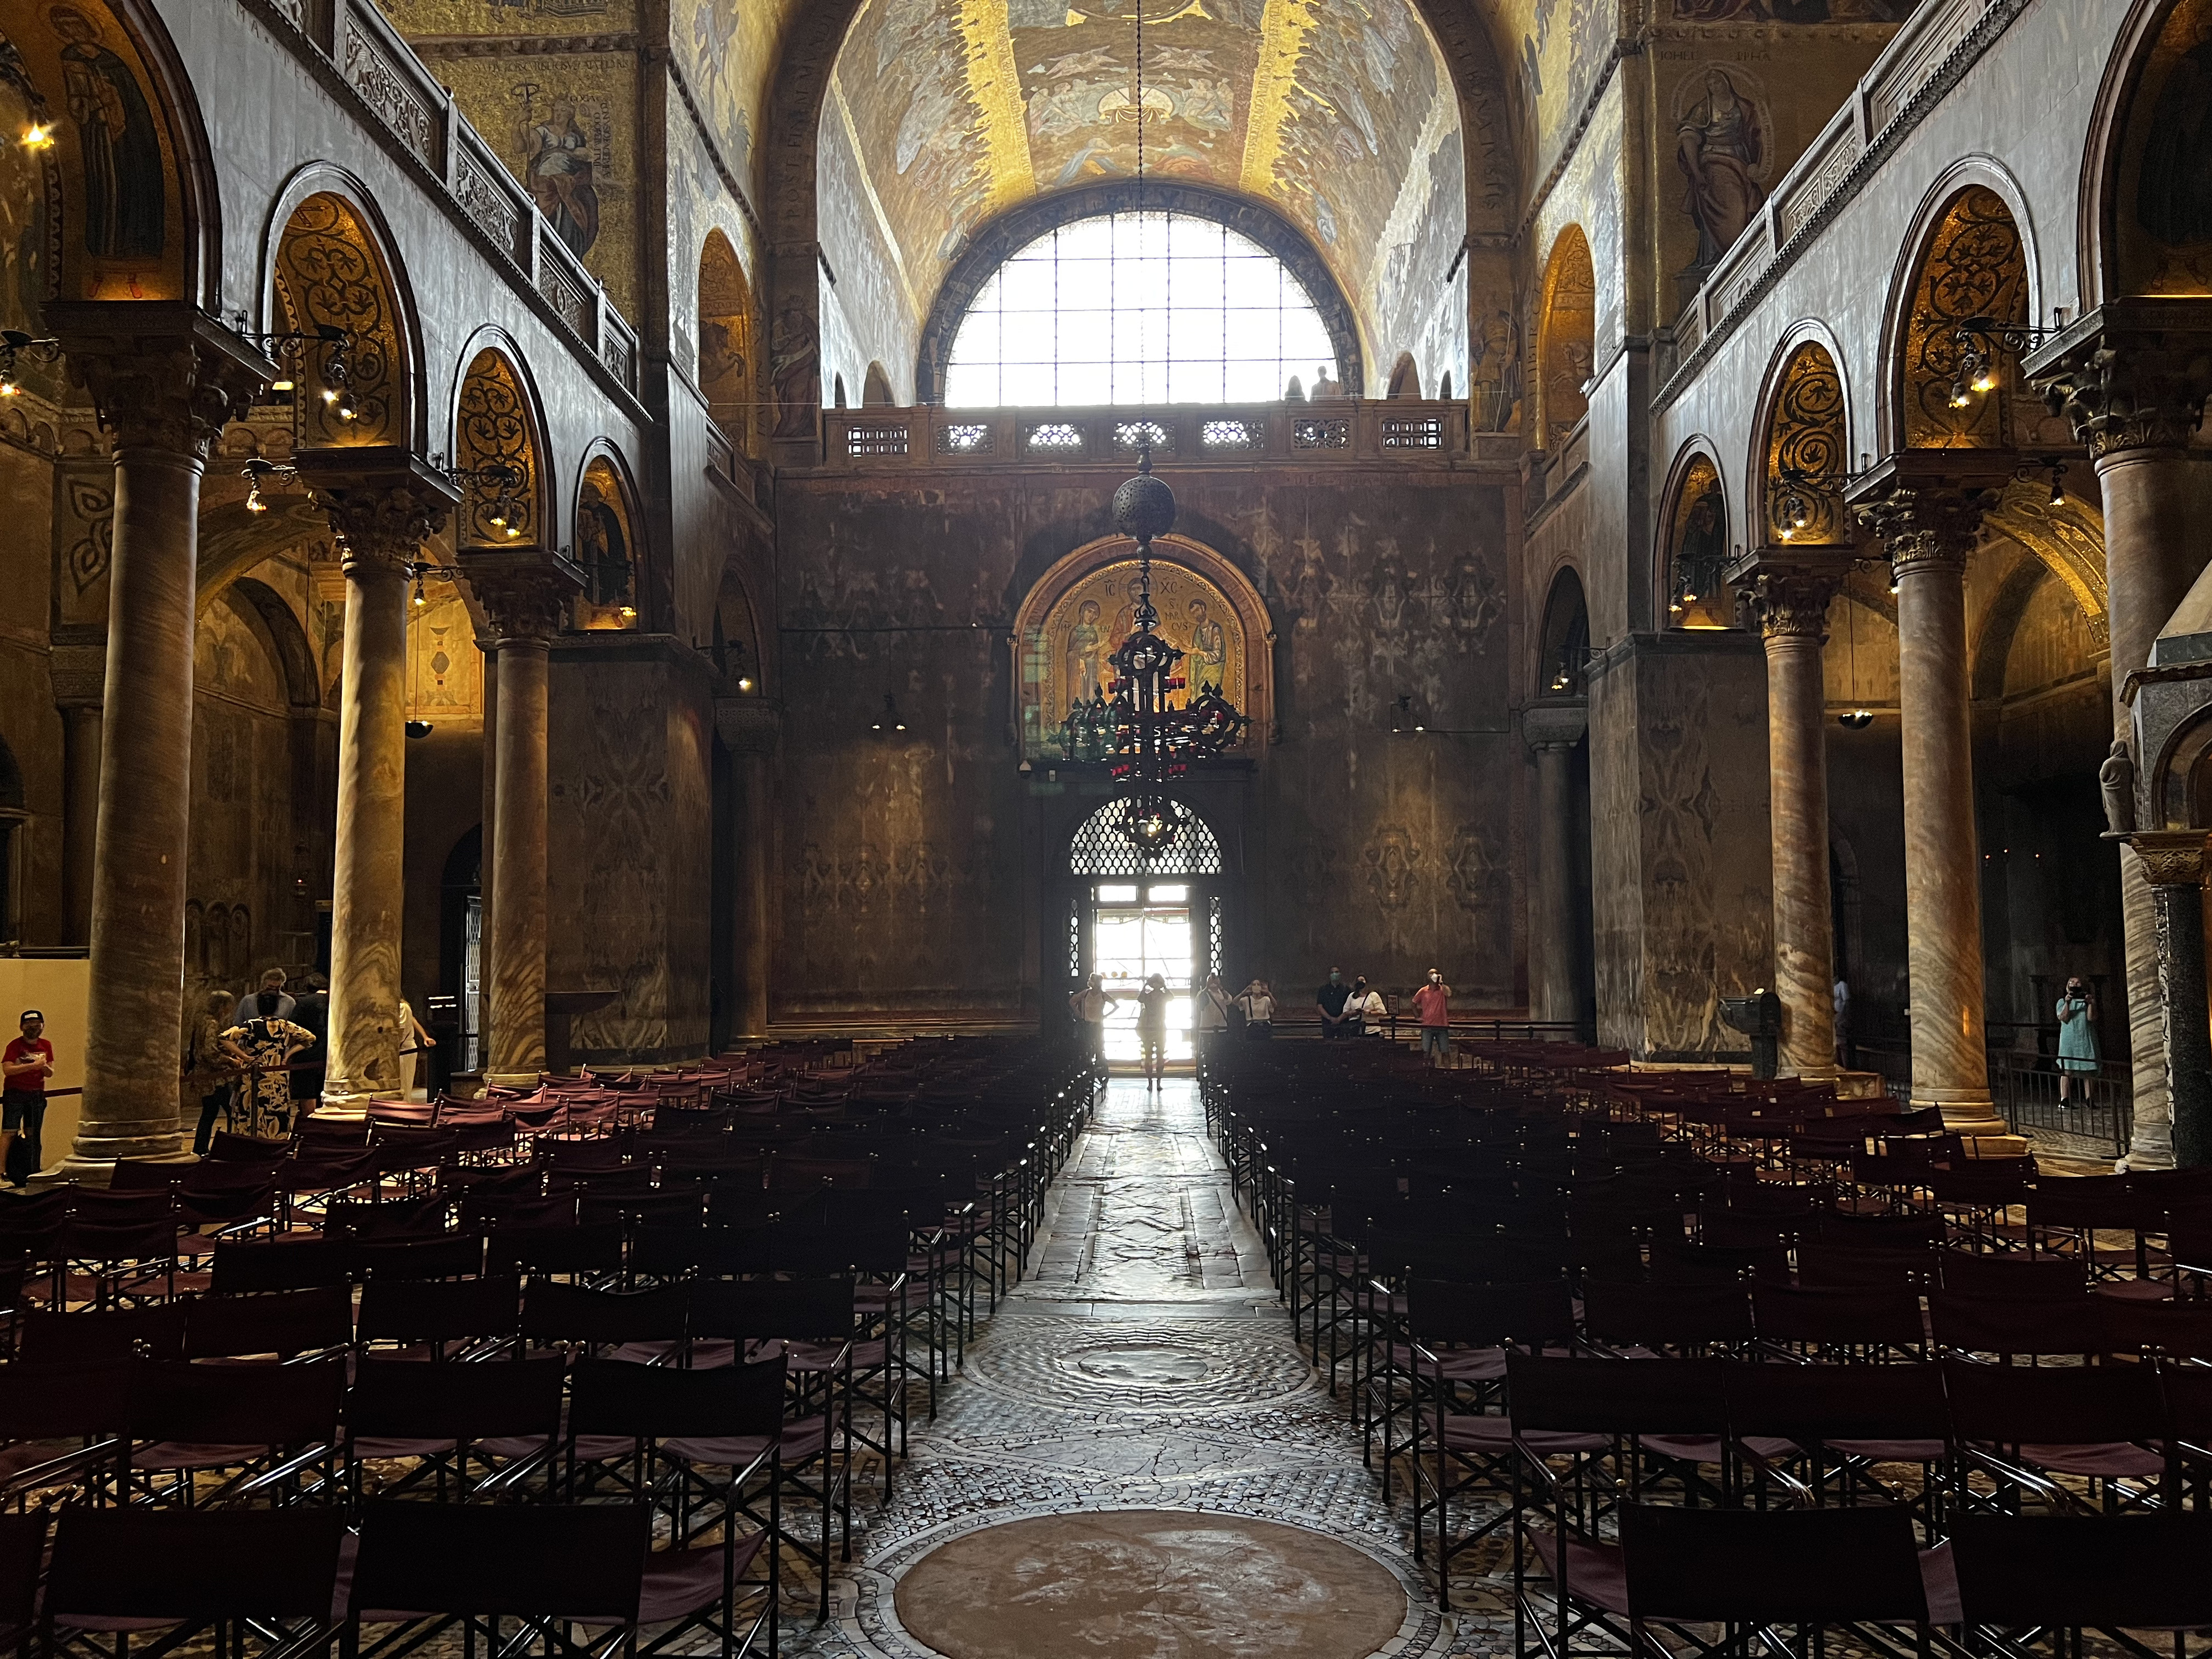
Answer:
[{"left": 1074, "top": 446, "right": 1249, "bottom": 859}]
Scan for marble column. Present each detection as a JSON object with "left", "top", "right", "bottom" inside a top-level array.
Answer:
[
  {"left": 716, "top": 697, "right": 782, "bottom": 1039},
  {"left": 1740, "top": 559, "right": 1848, "bottom": 1079},
  {"left": 2027, "top": 301, "right": 2212, "bottom": 1168},
  {"left": 296, "top": 450, "right": 457, "bottom": 1103},
  {"left": 49, "top": 644, "right": 105, "bottom": 947},
  {"left": 2128, "top": 831, "right": 2212, "bottom": 1167},
  {"left": 1522, "top": 700, "right": 1587, "bottom": 1029},
  {"left": 476, "top": 625, "right": 498, "bottom": 1070},
  {"left": 41, "top": 304, "right": 270, "bottom": 1167},
  {"left": 461, "top": 550, "right": 580, "bottom": 1086},
  {"left": 1851, "top": 458, "right": 2011, "bottom": 1133}
]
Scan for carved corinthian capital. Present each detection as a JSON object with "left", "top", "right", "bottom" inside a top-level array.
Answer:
[
  {"left": 2023, "top": 299, "right": 2212, "bottom": 461},
  {"left": 460, "top": 546, "right": 585, "bottom": 645},
  {"left": 43, "top": 301, "right": 274, "bottom": 461},
  {"left": 1728, "top": 547, "right": 1850, "bottom": 644},
  {"left": 293, "top": 447, "right": 460, "bottom": 577},
  {"left": 1844, "top": 453, "right": 2014, "bottom": 582}
]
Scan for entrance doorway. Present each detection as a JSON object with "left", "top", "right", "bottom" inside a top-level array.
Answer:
[{"left": 1088, "top": 880, "right": 1210, "bottom": 1067}]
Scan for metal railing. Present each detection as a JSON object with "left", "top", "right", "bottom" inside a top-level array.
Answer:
[{"left": 1989, "top": 1051, "right": 2132, "bottom": 1159}]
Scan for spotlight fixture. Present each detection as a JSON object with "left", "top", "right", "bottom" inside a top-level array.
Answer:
[
  {"left": 411, "top": 569, "right": 427, "bottom": 608},
  {"left": 232, "top": 319, "right": 352, "bottom": 411},
  {"left": 1391, "top": 694, "right": 1426, "bottom": 734},
  {"left": 404, "top": 719, "right": 434, "bottom": 739},
  {"left": 0, "top": 328, "right": 59, "bottom": 397},
  {"left": 240, "top": 456, "right": 299, "bottom": 515},
  {"left": 2018, "top": 455, "right": 2068, "bottom": 508},
  {"left": 1837, "top": 709, "right": 1875, "bottom": 730},
  {"left": 736, "top": 676, "right": 754, "bottom": 693},
  {"left": 872, "top": 692, "right": 907, "bottom": 734},
  {"left": 22, "top": 123, "right": 51, "bottom": 149},
  {"left": 1936, "top": 313, "right": 2065, "bottom": 413}
]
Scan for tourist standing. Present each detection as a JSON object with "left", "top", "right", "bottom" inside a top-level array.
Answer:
[
  {"left": 241, "top": 967, "right": 295, "bottom": 1021},
  {"left": 1136, "top": 972, "right": 1170, "bottom": 1088},
  {"left": 220, "top": 1008, "right": 315, "bottom": 1137},
  {"left": 1348, "top": 976, "right": 1386, "bottom": 1036},
  {"left": 1317, "top": 969, "right": 1352, "bottom": 1039},
  {"left": 1412, "top": 968, "right": 1452, "bottom": 1065},
  {"left": 1068, "top": 973, "right": 1119, "bottom": 1070},
  {"left": 1237, "top": 979, "right": 1275, "bottom": 1039},
  {"left": 189, "top": 989, "right": 239, "bottom": 1156},
  {"left": 3, "top": 1009, "right": 55, "bottom": 1186},
  {"left": 2056, "top": 977, "right": 2099, "bottom": 1105},
  {"left": 1195, "top": 973, "right": 1232, "bottom": 1066},
  {"left": 291, "top": 974, "right": 330, "bottom": 1110}
]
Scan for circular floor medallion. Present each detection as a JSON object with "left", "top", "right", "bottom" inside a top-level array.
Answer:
[
  {"left": 1070, "top": 1344, "right": 1213, "bottom": 1386},
  {"left": 891, "top": 1509, "right": 1409, "bottom": 1659}
]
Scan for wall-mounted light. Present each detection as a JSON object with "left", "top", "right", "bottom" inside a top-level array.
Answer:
[
  {"left": 22, "top": 123, "right": 51, "bottom": 150},
  {"left": 0, "top": 328, "right": 59, "bottom": 397},
  {"left": 1391, "top": 694, "right": 1426, "bottom": 734},
  {"left": 735, "top": 676, "right": 754, "bottom": 693},
  {"left": 871, "top": 692, "right": 907, "bottom": 734}
]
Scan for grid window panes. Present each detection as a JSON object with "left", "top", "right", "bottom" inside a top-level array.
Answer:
[{"left": 943, "top": 212, "right": 1338, "bottom": 409}]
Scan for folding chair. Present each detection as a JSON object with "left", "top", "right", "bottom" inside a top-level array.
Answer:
[
  {"left": 686, "top": 1280, "right": 854, "bottom": 1617},
  {"left": 356, "top": 1273, "right": 520, "bottom": 1359},
  {"left": 0, "top": 1514, "right": 38, "bottom": 1658},
  {"left": 183, "top": 1285, "right": 353, "bottom": 1360},
  {"left": 1942, "top": 1357, "right": 2168, "bottom": 1516},
  {"left": 43, "top": 1506, "right": 343, "bottom": 1659},
  {"left": 523, "top": 1279, "right": 688, "bottom": 1362},
  {"left": 345, "top": 1499, "right": 645, "bottom": 1659},
  {"left": 1947, "top": 1515, "right": 2212, "bottom": 1652},
  {"left": 1929, "top": 1291, "right": 2110, "bottom": 1363},
  {"left": 1720, "top": 1362, "right": 1949, "bottom": 1525},
  {"left": 1620, "top": 1503, "right": 1935, "bottom": 1659},
  {"left": 18, "top": 1303, "right": 185, "bottom": 1365},
  {"left": 1752, "top": 1283, "right": 1927, "bottom": 1361},
  {"left": 125, "top": 1358, "right": 345, "bottom": 1507},
  {"left": 1580, "top": 1279, "right": 1754, "bottom": 1358},
  {"left": 565, "top": 1360, "right": 782, "bottom": 1656},
  {"left": 210, "top": 1236, "right": 351, "bottom": 1295},
  {"left": 53, "top": 1214, "right": 180, "bottom": 1310},
  {"left": 492, "top": 1222, "right": 623, "bottom": 1285},
  {"left": 0, "top": 1361, "right": 132, "bottom": 1509},
  {"left": 343, "top": 1353, "right": 565, "bottom": 1502}
]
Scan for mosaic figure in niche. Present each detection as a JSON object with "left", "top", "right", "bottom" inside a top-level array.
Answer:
[
  {"left": 50, "top": 4, "right": 161, "bottom": 259},
  {"left": 519, "top": 92, "right": 600, "bottom": 257},
  {"left": 1066, "top": 600, "right": 1105, "bottom": 705},
  {"left": 1185, "top": 599, "right": 1225, "bottom": 691},
  {"left": 770, "top": 294, "right": 818, "bottom": 439},
  {"left": 1677, "top": 67, "right": 1764, "bottom": 281},
  {"left": 580, "top": 496, "right": 629, "bottom": 608},
  {"left": 2136, "top": 11, "right": 2212, "bottom": 251},
  {"left": 0, "top": 42, "right": 50, "bottom": 378}
]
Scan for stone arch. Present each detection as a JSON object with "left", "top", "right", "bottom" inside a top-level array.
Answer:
[
  {"left": 573, "top": 444, "right": 643, "bottom": 631},
  {"left": 1657, "top": 438, "right": 1732, "bottom": 631},
  {"left": 450, "top": 340, "right": 549, "bottom": 551},
  {"left": 263, "top": 169, "right": 420, "bottom": 453},
  {"left": 1981, "top": 475, "right": 2111, "bottom": 638},
  {"left": 2080, "top": 0, "right": 2212, "bottom": 304},
  {"left": 1386, "top": 352, "right": 1421, "bottom": 399},
  {"left": 1535, "top": 226, "right": 1594, "bottom": 447},
  {"left": 712, "top": 557, "right": 766, "bottom": 694},
  {"left": 1751, "top": 332, "right": 1852, "bottom": 551},
  {"left": 697, "top": 228, "right": 757, "bottom": 453},
  {"left": 1882, "top": 167, "right": 2036, "bottom": 455},
  {"left": 0, "top": 0, "right": 213, "bottom": 305},
  {"left": 1536, "top": 564, "right": 1589, "bottom": 698},
  {"left": 1013, "top": 531, "right": 1276, "bottom": 763},
  {"left": 226, "top": 575, "right": 321, "bottom": 712},
  {"left": 861, "top": 362, "right": 894, "bottom": 407},
  {"left": 912, "top": 181, "right": 1366, "bottom": 404}
]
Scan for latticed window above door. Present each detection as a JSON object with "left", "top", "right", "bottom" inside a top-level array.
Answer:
[{"left": 1068, "top": 798, "right": 1222, "bottom": 877}]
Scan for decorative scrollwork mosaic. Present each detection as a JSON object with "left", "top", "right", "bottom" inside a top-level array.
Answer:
[
  {"left": 1765, "top": 343, "right": 1848, "bottom": 545},
  {"left": 1905, "top": 186, "right": 2026, "bottom": 448},
  {"left": 455, "top": 350, "right": 537, "bottom": 547},
  {"left": 273, "top": 192, "right": 400, "bottom": 447}
]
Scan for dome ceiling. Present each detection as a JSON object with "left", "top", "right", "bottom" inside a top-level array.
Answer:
[{"left": 823, "top": 0, "right": 1467, "bottom": 331}]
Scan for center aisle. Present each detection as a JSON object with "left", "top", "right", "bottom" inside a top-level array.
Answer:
[{"left": 796, "top": 1078, "right": 1503, "bottom": 1659}]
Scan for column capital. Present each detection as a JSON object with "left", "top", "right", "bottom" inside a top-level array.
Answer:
[
  {"left": 1846, "top": 452, "right": 2014, "bottom": 578},
  {"left": 2022, "top": 297, "right": 2212, "bottom": 461},
  {"left": 1729, "top": 550, "right": 1851, "bottom": 643},
  {"left": 48, "top": 641, "right": 105, "bottom": 708},
  {"left": 716, "top": 695, "right": 784, "bottom": 755},
  {"left": 294, "top": 447, "right": 460, "bottom": 576},
  {"left": 1521, "top": 698, "right": 1587, "bottom": 753},
  {"left": 43, "top": 301, "right": 274, "bottom": 461},
  {"left": 2129, "top": 828, "right": 2209, "bottom": 888},
  {"left": 460, "top": 546, "right": 585, "bottom": 646}
]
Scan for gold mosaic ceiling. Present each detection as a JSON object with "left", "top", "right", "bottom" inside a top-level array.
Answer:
[{"left": 827, "top": 0, "right": 1463, "bottom": 313}]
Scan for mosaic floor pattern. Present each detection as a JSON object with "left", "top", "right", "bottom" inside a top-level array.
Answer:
[{"left": 792, "top": 1079, "right": 1505, "bottom": 1659}]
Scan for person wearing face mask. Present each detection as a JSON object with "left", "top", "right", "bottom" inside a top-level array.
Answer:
[
  {"left": 1411, "top": 968, "right": 1452, "bottom": 1066},
  {"left": 1348, "top": 975, "right": 1387, "bottom": 1036},
  {"left": 2055, "top": 976, "right": 2098, "bottom": 1105},
  {"left": 1316, "top": 968, "right": 1352, "bottom": 1039}
]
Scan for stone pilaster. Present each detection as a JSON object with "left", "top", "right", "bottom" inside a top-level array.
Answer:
[
  {"left": 1850, "top": 456, "right": 2013, "bottom": 1133},
  {"left": 2128, "top": 830, "right": 2212, "bottom": 1169},
  {"left": 2027, "top": 299, "right": 2212, "bottom": 1168},
  {"left": 461, "top": 547, "right": 582, "bottom": 1085},
  {"left": 49, "top": 642, "right": 105, "bottom": 949},
  {"left": 296, "top": 448, "right": 458, "bottom": 1103},
  {"left": 716, "top": 696, "right": 782, "bottom": 1040},
  {"left": 1521, "top": 700, "right": 1587, "bottom": 1030},
  {"left": 38, "top": 304, "right": 272, "bottom": 1169},
  {"left": 1735, "top": 555, "right": 1849, "bottom": 1079}
]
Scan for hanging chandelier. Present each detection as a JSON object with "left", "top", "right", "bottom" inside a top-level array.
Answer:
[{"left": 1065, "top": 447, "right": 1249, "bottom": 860}]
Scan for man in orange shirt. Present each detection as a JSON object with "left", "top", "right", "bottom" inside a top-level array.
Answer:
[
  {"left": 1410, "top": 969, "right": 1452, "bottom": 1067},
  {"left": 3, "top": 1009, "right": 56, "bottom": 1185}
]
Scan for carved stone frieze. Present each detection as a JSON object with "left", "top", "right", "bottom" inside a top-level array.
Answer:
[
  {"left": 43, "top": 302, "right": 274, "bottom": 461},
  {"left": 2129, "top": 828, "right": 2209, "bottom": 889},
  {"left": 2023, "top": 300, "right": 2212, "bottom": 461}
]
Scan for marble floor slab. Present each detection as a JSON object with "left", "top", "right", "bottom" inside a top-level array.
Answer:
[{"left": 792, "top": 1079, "right": 1508, "bottom": 1659}]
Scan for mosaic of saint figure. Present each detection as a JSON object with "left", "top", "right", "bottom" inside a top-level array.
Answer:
[
  {"left": 580, "top": 496, "right": 629, "bottom": 607},
  {"left": 51, "top": 4, "right": 163, "bottom": 259},
  {"left": 1185, "top": 598, "right": 1225, "bottom": 691},
  {"left": 1676, "top": 67, "right": 1764, "bottom": 278},
  {"left": 523, "top": 96, "right": 599, "bottom": 257},
  {"left": 1066, "top": 599, "right": 1105, "bottom": 706}
]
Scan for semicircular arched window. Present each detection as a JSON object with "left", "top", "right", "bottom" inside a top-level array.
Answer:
[
  {"left": 1069, "top": 797, "right": 1222, "bottom": 878},
  {"left": 944, "top": 211, "right": 1339, "bottom": 409}
]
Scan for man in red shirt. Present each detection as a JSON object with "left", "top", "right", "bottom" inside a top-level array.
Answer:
[
  {"left": 1410, "top": 969, "right": 1452, "bottom": 1067},
  {"left": 3, "top": 1009, "right": 56, "bottom": 1186}
]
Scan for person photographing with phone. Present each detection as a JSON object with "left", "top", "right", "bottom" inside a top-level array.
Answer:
[{"left": 3, "top": 1009, "right": 56, "bottom": 1186}]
